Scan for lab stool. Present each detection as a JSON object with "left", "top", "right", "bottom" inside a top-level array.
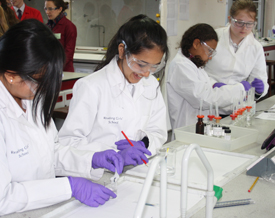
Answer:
[
  {"left": 52, "top": 106, "right": 69, "bottom": 121},
  {"left": 266, "top": 60, "right": 275, "bottom": 97}
]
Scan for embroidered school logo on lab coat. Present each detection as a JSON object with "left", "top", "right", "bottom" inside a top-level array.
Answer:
[
  {"left": 10, "top": 144, "right": 29, "bottom": 158},
  {"left": 103, "top": 116, "right": 123, "bottom": 124}
]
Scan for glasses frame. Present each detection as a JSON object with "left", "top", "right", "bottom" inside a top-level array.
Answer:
[
  {"left": 201, "top": 42, "right": 217, "bottom": 58},
  {"left": 44, "top": 7, "right": 58, "bottom": 12},
  {"left": 24, "top": 76, "right": 39, "bottom": 94},
  {"left": 125, "top": 53, "right": 165, "bottom": 75},
  {"left": 26, "top": 75, "right": 39, "bottom": 84},
  {"left": 122, "top": 40, "right": 166, "bottom": 75},
  {"left": 231, "top": 17, "right": 257, "bottom": 29}
]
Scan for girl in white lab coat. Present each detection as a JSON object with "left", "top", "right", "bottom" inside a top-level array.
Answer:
[
  {"left": 0, "top": 19, "right": 124, "bottom": 215},
  {"left": 205, "top": 0, "right": 268, "bottom": 110},
  {"left": 167, "top": 24, "right": 248, "bottom": 140},
  {"left": 59, "top": 14, "right": 169, "bottom": 166}
]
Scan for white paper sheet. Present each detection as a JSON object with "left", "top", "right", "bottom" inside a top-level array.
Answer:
[
  {"left": 167, "top": 0, "right": 178, "bottom": 36},
  {"left": 41, "top": 180, "right": 204, "bottom": 218},
  {"left": 179, "top": 0, "right": 189, "bottom": 20},
  {"left": 126, "top": 146, "right": 256, "bottom": 189},
  {"left": 256, "top": 112, "right": 275, "bottom": 120}
]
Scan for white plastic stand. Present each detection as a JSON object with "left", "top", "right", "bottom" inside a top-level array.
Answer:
[
  {"left": 134, "top": 156, "right": 167, "bottom": 218},
  {"left": 181, "top": 143, "right": 214, "bottom": 218}
]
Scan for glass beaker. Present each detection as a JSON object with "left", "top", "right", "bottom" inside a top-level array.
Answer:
[{"left": 157, "top": 147, "right": 177, "bottom": 176}]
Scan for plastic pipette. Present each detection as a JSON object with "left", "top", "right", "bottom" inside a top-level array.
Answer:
[
  {"left": 208, "top": 102, "right": 215, "bottom": 120},
  {"left": 199, "top": 98, "right": 203, "bottom": 116},
  {"left": 214, "top": 102, "right": 221, "bottom": 123}
]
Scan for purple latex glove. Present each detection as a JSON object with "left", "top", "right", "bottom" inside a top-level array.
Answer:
[
  {"left": 92, "top": 150, "right": 124, "bottom": 174},
  {"left": 213, "top": 83, "right": 226, "bottom": 88},
  {"left": 68, "top": 177, "right": 116, "bottom": 207},
  {"left": 251, "top": 78, "right": 264, "bottom": 94},
  {"left": 115, "top": 139, "right": 145, "bottom": 151},
  {"left": 240, "top": 81, "right": 251, "bottom": 91},
  {"left": 118, "top": 146, "right": 151, "bottom": 166}
]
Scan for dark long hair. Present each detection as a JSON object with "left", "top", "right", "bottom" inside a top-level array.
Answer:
[
  {"left": 0, "top": 19, "right": 65, "bottom": 129},
  {"left": 45, "top": 0, "right": 69, "bottom": 13},
  {"left": 95, "top": 14, "right": 169, "bottom": 72},
  {"left": 180, "top": 23, "right": 218, "bottom": 68}
]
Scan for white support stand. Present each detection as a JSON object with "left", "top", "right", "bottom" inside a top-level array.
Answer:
[
  {"left": 134, "top": 156, "right": 167, "bottom": 218},
  {"left": 181, "top": 144, "right": 215, "bottom": 218}
]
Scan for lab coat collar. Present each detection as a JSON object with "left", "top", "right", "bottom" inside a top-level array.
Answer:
[
  {"left": 0, "top": 81, "right": 31, "bottom": 121},
  {"left": 223, "top": 25, "right": 254, "bottom": 56},
  {"left": 106, "top": 56, "right": 155, "bottom": 99}
]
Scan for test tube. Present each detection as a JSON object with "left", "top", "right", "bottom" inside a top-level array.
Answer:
[
  {"left": 206, "top": 103, "right": 215, "bottom": 136},
  {"left": 199, "top": 98, "right": 203, "bottom": 116},
  {"left": 214, "top": 102, "right": 222, "bottom": 137},
  {"left": 215, "top": 102, "right": 219, "bottom": 118}
]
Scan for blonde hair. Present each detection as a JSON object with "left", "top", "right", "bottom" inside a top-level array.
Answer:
[{"left": 0, "top": 6, "right": 9, "bottom": 37}]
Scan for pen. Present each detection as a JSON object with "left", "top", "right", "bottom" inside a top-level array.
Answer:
[
  {"left": 264, "top": 111, "right": 275, "bottom": 113},
  {"left": 214, "top": 199, "right": 254, "bottom": 208},
  {"left": 248, "top": 177, "right": 259, "bottom": 192},
  {"left": 121, "top": 131, "right": 149, "bottom": 167}
]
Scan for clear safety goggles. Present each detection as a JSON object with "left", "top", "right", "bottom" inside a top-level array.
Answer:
[
  {"left": 24, "top": 75, "right": 39, "bottom": 94},
  {"left": 122, "top": 40, "right": 166, "bottom": 75},
  {"left": 201, "top": 42, "right": 217, "bottom": 58},
  {"left": 44, "top": 7, "right": 58, "bottom": 12},
  {"left": 125, "top": 52, "right": 166, "bottom": 75},
  {"left": 231, "top": 18, "right": 257, "bottom": 29}
]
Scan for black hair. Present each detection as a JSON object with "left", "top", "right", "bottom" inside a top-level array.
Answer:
[
  {"left": 95, "top": 14, "right": 169, "bottom": 72},
  {"left": 180, "top": 23, "right": 218, "bottom": 68},
  {"left": 46, "top": 0, "right": 68, "bottom": 13},
  {"left": 0, "top": 19, "right": 65, "bottom": 129}
]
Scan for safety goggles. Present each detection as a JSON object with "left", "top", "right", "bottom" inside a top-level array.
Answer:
[
  {"left": 125, "top": 53, "right": 166, "bottom": 75},
  {"left": 24, "top": 75, "right": 39, "bottom": 94},
  {"left": 122, "top": 40, "right": 166, "bottom": 75},
  {"left": 201, "top": 42, "right": 217, "bottom": 58},
  {"left": 231, "top": 18, "right": 257, "bottom": 29},
  {"left": 44, "top": 7, "right": 58, "bottom": 12}
]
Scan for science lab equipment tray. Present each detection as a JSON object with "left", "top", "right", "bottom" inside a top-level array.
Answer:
[{"left": 174, "top": 124, "right": 259, "bottom": 151}]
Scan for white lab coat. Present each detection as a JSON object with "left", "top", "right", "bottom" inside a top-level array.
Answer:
[
  {"left": 205, "top": 25, "right": 268, "bottom": 101},
  {"left": 167, "top": 50, "right": 244, "bottom": 139},
  {"left": 0, "top": 81, "right": 102, "bottom": 215},
  {"left": 59, "top": 56, "right": 167, "bottom": 156}
]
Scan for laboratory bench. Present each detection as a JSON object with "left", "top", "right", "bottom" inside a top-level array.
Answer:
[
  {"left": 61, "top": 71, "right": 88, "bottom": 90},
  {"left": 73, "top": 48, "right": 105, "bottom": 74},
  {"left": 2, "top": 96, "right": 275, "bottom": 218},
  {"left": 55, "top": 72, "right": 88, "bottom": 109},
  {"left": 191, "top": 95, "right": 275, "bottom": 218}
]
